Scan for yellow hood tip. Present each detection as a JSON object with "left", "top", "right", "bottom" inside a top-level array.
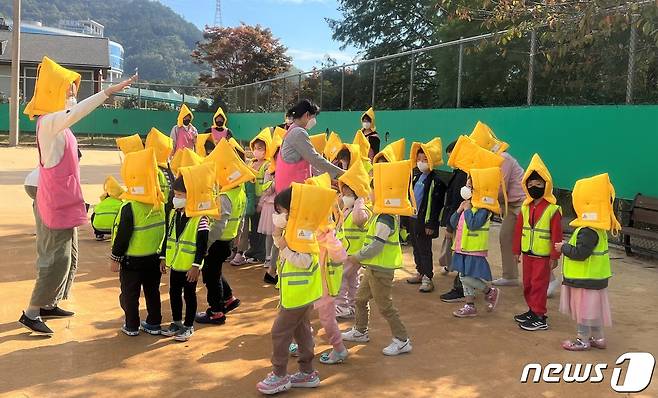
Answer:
[
  {"left": 353, "top": 131, "right": 371, "bottom": 160},
  {"left": 310, "top": 133, "right": 328, "bottom": 154},
  {"left": 177, "top": 104, "right": 194, "bottom": 127},
  {"left": 522, "top": 153, "right": 557, "bottom": 205},
  {"left": 195, "top": 133, "right": 213, "bottom": 157},
  {"left": 179, "top": 162, "right": 219, "bottom": 218},
  {"left": 569, "top": 173, "right": 622, "bottom": 233},
  {"left": 447, "top": 135, "right": 504, "bottom": 172},
  {"left": 305, "top": 172, "right": 333, "bottom": 189},
  {"left": 116, "top": 134, "right": 144, "bottom": 155},
  {"left": 145, "top": 127, "right": 173, "bottom": 167},
  {"left": 470, "top": 167, "right": 503, "bottom": 215},
  {"left": 373, "top": 138, "right": 406, "bottom": 163},
  {"left": 469, "top": 121, "right": 509, "bottom": 154},
  {"left": 120, "top": 148, "right": 164, "bottom": 207},
  {"left": 171, "top": 148, "right": 203, "bottom": 176},
  {"left": 410, "top": 137, "right": 443, "bottom": 170},
  {"left": 102, "top": 175, "right": 125, "bottom": 201},
  {"left": 24, "top": 56, "right": 81, "bottom": 120},
  {"left": 286, "top": 182, "right": 338, "bottom": 253},
  {"left": 338, "top": 157, "right": 372, "bottom": 199},
  {"left": 212, "top": 107, "right": 228, "bottom": 129},
  {"left": 361, "top": 107, "right": 376, "bottom": 131},
  {"left": 324, "top": 132, "right": 343, "bottom": 161},
  {"left": 205, "top": 137, "right": 256, "bottom": 192}
]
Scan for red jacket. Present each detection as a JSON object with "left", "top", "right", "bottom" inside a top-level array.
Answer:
[{"left": 512, "top": 198, "right": 563, "bottom": 260}]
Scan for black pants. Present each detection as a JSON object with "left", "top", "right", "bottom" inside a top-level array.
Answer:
[
  {"left": 453, "top": 274, "right": 464, "bottom": 292},
  {"left": 408, "top": 221, "right": 434, "bottom": 279},
  {"left": 203, "top": 240, "right": 234, "bottom": 313},
  {"left": 245, "top": 211, "right": 266, "bottom": 261},
  {"left": 119, "top": 255, "right": 162, "bottom": 330},
  {"left": 169, "top": 269, "right": 197, "bottom": 327}
]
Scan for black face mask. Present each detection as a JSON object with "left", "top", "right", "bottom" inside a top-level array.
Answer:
[
  {"left": 183, "top": 119, "right": 191, "bottom": 126},
  {"left": 528, "top": 186, "right": 545, "bottom": 199}
]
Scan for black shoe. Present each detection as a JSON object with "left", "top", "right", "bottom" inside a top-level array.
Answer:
[
  {"left": 514, "top": 310, "right": 533, "bottom": 323},
  {"left": 263, "top": 272, "right": 278, "bottom": 285},
  {"left": 19, "top": 313, "right": 54, "bottom": 335},
  {"left": 40, "top": 306, "right": 75, "bottom": 319},
  {"left": 195, "top": 309, "right": 226, "bottom": 325},
  {"left": 519, "top": 314, "right": 549, "bottom": 331},
  {"left": 440, "top": 288, "right": 465, "bottom": 303},
  {"left": 224, "top": 297, "right": 241, "bottom": 313}
]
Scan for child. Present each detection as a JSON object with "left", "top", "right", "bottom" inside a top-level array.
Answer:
[
  {"left": 243, "top": 130, "right": 272, "bottom": 264},
  {"left": 555, "top": 173, "right": 619, "bottom": 351},
  {"left": 110, "top": 148, "right": 166, "bottom": 336},
  {"left": 229, "top": 142, "right": 254, "bottom": 266},
  {"left": 145, "top": 127, "right": 175, "bottom": 213},
  {"left": 91, "top": 176, "right": 125, "bottom": 241},
  {"left": 513, "top": 154, "right": 563, "bottom": 331},
  {"left": 159, "top": 174, "right": 209, "bottom": 341},
  {"left": 261, "top": 139, "right": 282, "bottom": 284},
  {"left": 450, "top": 168, "right": 501, "bottom": 318},
  {"left": 256, "top": 184, "right": 336, "bottom": 394},
  {"left": 341, "top": 160, "right": 412, "bottom": 356},
  {"left": 405, "top": 139, "right": 446, "bottom": 293}
]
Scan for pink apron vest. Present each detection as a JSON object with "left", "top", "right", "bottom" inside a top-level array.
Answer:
[
  {"left": 274, "top": 125, "right": 311, "bottom": 193},
  {"left": 36, "top": 119, "right": 87, "bottom": 229},
  {"left": 175, "top": 126, "right": 195, "bottom": 151},
  {"left": 211, "top": 127, "right": 229, "bottom": 143}
]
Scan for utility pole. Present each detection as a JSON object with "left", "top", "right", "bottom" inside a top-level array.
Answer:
[
  {"left": 9, "top": 0, "right": 21, "bottom": 147},
  {"left": 214, "top": 0, "right": 222, "bottom": 27}
]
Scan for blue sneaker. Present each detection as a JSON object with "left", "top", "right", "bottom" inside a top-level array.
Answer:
[
  {"left": 140, "top": 321, "right": 162, "bottom": 335},
  {"left": 289, "top": 342, "right": 299, "bottom": 357}
]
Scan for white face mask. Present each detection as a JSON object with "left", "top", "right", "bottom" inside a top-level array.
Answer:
[
  {"left": 65, "top": 96, "right": 77, "bottom": 109},
  {"left": 342, "top": 196, "right": 356, "bottom": 208},
  {"left": 362, "top": 121, "right": 371, "bottom": 130},
  {"left": 272, "top": 212, "right": 288, "bottom": 229},
  {"left": 173, "top": 197, "right": 187, "bottom": 209},
  {"left": 305, "top": 117, "right": 317, "bottom": 131},
  {"left": 417, "top": 161, "right": 430, "bottom": 173},
  {"left": 460, "top": 186, "right": 472, "bottom": 200},
  {"left": 253, "top": 149, "right": 265, "bottom": 160}
]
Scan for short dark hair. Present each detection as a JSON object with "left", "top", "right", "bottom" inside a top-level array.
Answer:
[
  {"left": 252, "top": 138, "right": 266, "bottom": 147},
  {"left": 361, "top": 114, "right": 372, "bottom": 123},
  {"left": 288, "top": 99, "right": 320, "bottom": 119},
  {"left": 274, "top": 187, "right": 292, "bottom": 212},
  {"left": 337, "top": 148, "right": 351, "bottom": 162},
  {"left": 446, "top": 139, "right": 457, "bottom": 154},
  {"left": 172, "top": 175, "right": 186, "bottom": 193},
  {"left": 416, "top": 148, "right": 425, "bottom": 157}
]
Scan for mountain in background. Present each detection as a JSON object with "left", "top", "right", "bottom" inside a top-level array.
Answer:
[{"left": 0, "top": 0, "right": 206, "bottom": 83}]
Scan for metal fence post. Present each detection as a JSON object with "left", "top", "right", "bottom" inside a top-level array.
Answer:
[
  {"left": 527, "top": 30, "right": 537, "bottom": 106},
  {"left": 341, "top": 66, "right": 345, "bottom": 111},
  {"left": 371, "top": 61, "right": 377, "bottom": 107},
  {"left": 137, "top": 85, "right": 141, "bottom": 109},
  {"left": 254, "top": 83, "right": 258, "bottom": 111},
  {"left": 626, "top": 15, "right": 638, "bottom": 104},
  {"left": 298, "top": 73, "right": 302, "bottom": 102},
  {"left": 182, "top": 92, "right": 185, "bottom": 106},
  {"left": 457, "top": 38, "right": 464, "bottom": 108},
  {"left": 319, "top": 70, "right": 324, "bottom": 108},
  {"left": 282, "top": 78, "right": 286, "bottom": 112},
  {"left": 244, "top": 86, "right": 248, "bottom": 111},
  {"left": 409, "top": 52, "right": 415, "bottom": 109}
]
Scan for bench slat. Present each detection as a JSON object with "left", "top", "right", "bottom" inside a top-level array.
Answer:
[
  {"left": 630, "top": 208, "right": 658, "bottom": 225},
  {"left": 634, "top": 195, "right": 658, "bottom": 212},
  {"left": 622, "top": 226, "right": 658, "bottom": 239}
]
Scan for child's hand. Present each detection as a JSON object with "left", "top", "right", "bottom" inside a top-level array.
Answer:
[
  {"left": 463, "top": 200, "right": 472, "bottom": 210},
  {"left": 554, "top": 241, "right": 565, "bottom": 253},
  {"left": 109, "top": 259, "right": 120, "bottom": 273},
  {"left": 550, "top": 259, "right": 559, "bottom": 269},
  {"left": 160, "top": 260, "right": 167, "bottom": 274},
  {"left": 187, "top": 267, "right": 200, "bottom": 282},
  {"left": 425, "top": 228, "right": 435, "bottom": 236}
]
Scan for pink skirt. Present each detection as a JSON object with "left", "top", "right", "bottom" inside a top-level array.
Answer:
[
  {"left": 559, "top": 285, "right": 612, "bottom": 327},
  {"left": 258, "top": 202, "right": 275, "bottom": 235}
]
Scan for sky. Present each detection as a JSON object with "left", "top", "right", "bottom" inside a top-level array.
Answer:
[{"left": 157, "top": 0, "right": 359, "bottom": 71}]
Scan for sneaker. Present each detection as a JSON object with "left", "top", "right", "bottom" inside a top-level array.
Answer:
[
  {"left": 226, "top": 250, "right": 237, "bottom": 263},
  {"left": 406, "top": 273, "right": 423, "bottom": 284},
  {"left": 19, "top": 312, "right": 53, "bottom": 335},
  {"left": 514, "top": 310, "right": 533, "bottom": 323},
  {"left": 561, "top": 338, "right": 591, "bottom": 351},
  {"left": 519, "top": 314, "right": 549, "bottom": 331},
  {"left": 230, "top": 252, "right": 247, "bottom": 266},
  {"left": 263, "top": 272, "right": 278, "bottom": 285},
  {"left": 161, "top": 322, "right": 183, "bottom": 337},
  {"left": 40, "top": 306, "right": 75, "bottom": 319},
  {"left": 289, "top": 342, "right": 299, "bottom": 357},
  {"left": 589, "top": 337, "right": 607, "bottom": 349},
  {"left": 492, "top": 278, "right": 519, "bottom": 287},
  {"left": 195, "top": 309, "right": 226, "bottom": 325},
  {"left": 95, "top": 234, "right": 107, "bottom": 241},
  {"left": 257, "top": 372, "right": 291, "bottom": 395},
  {"left": 140, "top": 320, "right": 162, "bottom": 335},
  {"left": 246, "top": 257, "right": 263, "bottom": 264},
  {"left": 440, "top": 288, "right": 465, "bottom": 303},
  {"left": 174, "top": 326, "right": 194, "bottom": 342},
  {"left": 319, "top": 349, "right": 348, "bottom": 364},
  {"left": 419, "top": 276, "right": 434, "bottom": 293},
  {"left": 382, "top": 338, "right": 412, "bottom": 356},
  {"left": 439, "top": 266, "right": 449, "bottom": 275},
  {"left": 547, "top": 277, "right": 560, "bottom": 298},
  {"left": 335, "top": 305, "right": 355, "bottom": 319},
  {"left": 224, "top": 296, "right": 241, "bottom": 313},
  {"left": 121, "top": 324, "right": 139, "bottom": 336},
  {"left": 453, "top": 303, "right": 477, "bottom": 318},
  {"left": 341, "top": 328, "right": 369, "bottom": 342},
  {"left": 290, "top": 370, "right": 320, "bottom": 388},
  {"left": 484, "top": 287, "right": 500, "bottom": 312}
]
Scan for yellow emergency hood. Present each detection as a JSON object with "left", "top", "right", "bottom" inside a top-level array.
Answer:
[
  {"left": 410, "top": 137, "right": 443, "bottom": 169},
  {"left": 338, "top": 157, "right": 372, "bottom": 199},
  {"left": 251, "top": 128, "right": 274, "bottom": 160},
  {"left": 324, "top": 132, "right": 343, "bottom": 161},
  {"left": 116, "top": 134, "right": 144, "bottom": 155},
  {"left": 570, "top": 173, "right": 621, "bottom": 233},
  {"left": 205, "top": 137, "right": 256, "bottom": 192},
  {"left": 179, "top": 162, "right": 219, "bottom": 218},
  {"left": 447, "top": 135, "right": 504, "bottom": 172},
  {"left": 171, "top": 148, "right": 203, "bottom": 176},
  {"left": 285, "top": 182, "right": 338, "bottom": 253},
  {"left": 267, "top": 129, "right": 285, "bottom": 174},
  {"left": 522, "top": 153, "right": 557, "bottom": 206},
  {"left": 372, "top": 160, "right": 416, "bottom": 216},
  {"left": 337, "top": 143, "right": 362, "bottom": 168},
  {"left": 24, "top": 56, "right": 81, "bottom": 120},
  {"left": 305, "top": 173, "right": 332, "bottom": 189},
  {"left": 373, "top": 138, "right": 405, "bottom": 163},
  {"left": 470, "top": 167, "right": 504, "bottom": 215},
  {"left": 469, "top": 121, "right": 509, "bottom": 154},
  {"left": 360, "top": 107, "right": 377, "bottom": 131},
  {"left": 177, "top": 104, "right": 194, "bottom": 127},
  {"left": 195, "top": 133, "right": 213, "bottom": 157},
  {"left": 212, "top": 107, "right": 228, "bottom": 129},
  {"left": 353, "top": 131, "right": 371, "bottom": 161},
  {"left": 120, "top": 148, "right": 163, "bottom": 206},
  {"left": 145, "top": 127, "right": 173, "bottom": 167},
  {"left": 310, "top": 133, "right": 327, "bottom": 154},
  {"left": 101, "top": 175, "right": 125, "bottom": 201}
]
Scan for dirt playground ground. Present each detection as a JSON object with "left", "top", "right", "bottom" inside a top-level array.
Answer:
[{"left": 0, "top": 146, "right": 656, "bottom": 398}]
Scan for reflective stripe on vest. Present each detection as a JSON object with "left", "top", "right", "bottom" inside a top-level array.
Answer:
[
  {"left": 254, "top": 162, "right": 271, "bottom": 196},
  {"left": 563, "top": 227, "right": 611, "bottom": 281},
  {"left": 452, "top": 207, "right": 490, "bottom": 253},
  {"left": 112, "top": 201, "right": 166, "bottom": 257},
  {"left": 92, "top": 197, "right": 123, "bottom": 232},
  {"left": 521, "top": 203, "right": 561, "bottom": 256},
  {"left": 158, "top": 167, "right": 171, "bottom": 202},
  {"left": 279, "top": 254, "right": 323, "bottom": 309},
  {"left": 219, "top": 186, "right": 246, "bottom": 241},
  {"left": 336, "top": 210, "right": 368, "bottom": 256},
  {"left": 360, "top": 214, "right": 402, "bottom": 271},
  {"left": 165, "top": 212, "right": 202, "bottom": 272},
  {"left": 326, "top": 261, "right": 343, "bottom": 296}
]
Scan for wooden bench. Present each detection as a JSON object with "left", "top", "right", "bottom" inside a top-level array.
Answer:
[{"left": 621, "top": 194, "right": 658, "bottom": 256}]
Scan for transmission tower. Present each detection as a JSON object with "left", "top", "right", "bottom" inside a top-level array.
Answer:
[{"left": 214, "top": 0, "right": 222, "bottom": 27}]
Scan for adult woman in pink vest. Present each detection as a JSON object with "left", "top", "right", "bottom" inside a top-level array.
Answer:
[
  {"left": 170, "top": 104, "right": 198, "bottom": 156},
  {"left": 19, "top": 56, "right": 135, "bottom": 336}
]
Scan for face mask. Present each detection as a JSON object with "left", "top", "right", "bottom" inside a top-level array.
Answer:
[
  {"left": 272, "top": 212, "right": 288, "bottom": 229},
  {"left": 65, "top": 96, "right": 77, "bottom": 109},
  {"left": 362, "top": 121, "right": 371, "bottom": 130},
  {"left": 183, "top": 119, "right": 191, "bottom": 126},
  {"left": 417, "top": 161, "right": 430, "bottom": 173},
  {"left": 172, "top": 197, "right": 187, "bottom": 209},
  {"left": 342, "top": 196, "right": 356, "bottom": 208},
  {"left": 340, "top": 160, "right": 349, "bottom": 170},
  {"left": 215, "top": 118, "right": 224, "bottom": 127},
  {"left": 305, "top": 118, "right": 317, "bottom": 130},
  {"left": 527, "top": 186, "right": 545, "bottom": 200},
  {"left": 460, "top": 186, "right": 472, "bottom": 200},
  {"left": 253, "top": 149, "right": 265, "bottom": 160}
]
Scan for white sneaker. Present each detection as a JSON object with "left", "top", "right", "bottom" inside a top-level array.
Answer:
[
  {"left": 335, "top": 305, "right": 355, "bottom": 319},
  {"left": 419, "top": 276, "right": 434, "bottom": 293},
  {"left": 492, "top": 278, "right": 519, "bottom": 287},
  {"left": 547, "top": 277, "right": 561, "bottom": 298},
  {"left": 230, "top": 252, "right": 246, "bottom": 266},
  {"left": 341, "top": 327, "right": 369, "bottom": 342},
  {"left": 382, "top": 338, "right": 412, "bottom": 356}
]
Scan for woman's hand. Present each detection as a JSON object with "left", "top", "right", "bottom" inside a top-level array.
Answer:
[
  {"left": 109, "top": 259, "right": 120, "bottom": 273},
  {"left": 104, "top": 75, "right": 137, "bottom": 96},
  {"left": 160, "top": 259, "right": 167, "bottom": 274},
  {"left": 186, "top": 267, "right": 200, "bottom": 283}
]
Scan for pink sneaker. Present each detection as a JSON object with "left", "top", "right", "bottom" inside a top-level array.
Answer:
[
  {"left": 290, "top": 370, "right": 320, "bottom": 388},
  {"left": 256, "top": 372, "right": 291, "bottom": 395},
  {"left": 561, "top": 338, "right": 591, "bottom": 351},
  {"left": 453, "top": 303, "right": 477, "bottom": 318},
  {"left": 231, "top": 252, "right": 247, "bottom": 266},
  {"left": 589, "top": 337, "right": 607, "bottom": 349},
  {"left": 485, "top": 287, "right": 500, "bottom": 312}
]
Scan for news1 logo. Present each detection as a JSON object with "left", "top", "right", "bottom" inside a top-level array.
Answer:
[{"left": 520, "top": 352, "right": 655, "bottom": 393}]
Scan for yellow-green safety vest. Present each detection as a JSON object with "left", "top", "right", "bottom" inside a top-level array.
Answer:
[
  {"left": 93, "top": 197, "right": 123, "bottom": 232},
  {"left": 337, "top": 210, "right": 369, "bottom": 255},
  {"left": 219, "top": 185, "right": 246, "bottom": 241},
  {"left": 278, "top": 252, "right": 323, "bottom": 309},
  {"left": 112, "top": 200, "right": 166, "bottom": 257},
  {"left": 360, "top": 214, "right": 402, "bottom": 271},
  {"left": 158, "top": 167, "right": 171, "bottom": 202},
  {"left": 563, "top": 227, "right": 611, "bottom": 281},
  {"left": 166, "top": 211, "right": 203, "bottom": 272},
  {"left": 254, "top": 161, "right": 271, "bottom": 196},
  {"left": 521, "top": 203, "right": 561, "bottom": 256},
  {"left": 452, "top": 207, "right": 491, "bottom": 253}
]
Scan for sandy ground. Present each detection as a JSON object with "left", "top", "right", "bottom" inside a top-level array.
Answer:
[{"left": 0, "top": 146, "right": 656, "bottom": 398}]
